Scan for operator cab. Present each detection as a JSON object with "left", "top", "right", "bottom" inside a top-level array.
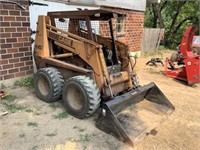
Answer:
[{"left": 48, "top": 9, "right": 125, "bottom": 68}]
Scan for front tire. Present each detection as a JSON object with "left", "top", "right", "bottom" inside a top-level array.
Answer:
[
  {"left": 34, "top": 67, "right": 64, "bottom": 102},
  {"left": 62, "top": 76, "right": 101, "bottom": 119}
]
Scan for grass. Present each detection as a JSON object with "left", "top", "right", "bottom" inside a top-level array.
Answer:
[
  {"left": 19, "top": 133, "right": 26, "bottom": 138},
  {"left": 14, "top": 76, "right": 34, "bottom": 88},
  {"left": 67, "top": 137, "right": 78, "bottom": 142},
  {"left": 25, "top": 109, "right": 41, "bottom": 116},
  {"left": 53, "top": 112, "right": 69, "bottom": 120},
  {"left": 2, "top": 102, "right": 24, "bottom": 113},
  {"left": 79, "top": 134, "right": 92, "bottom": 142},
  {"left": 32, "top": 146, "right": 38, "bottom": 150},
  {"left": 147, "top": 68, "right": 161, "bottom": 75},
  {"left": 142, "top": 48, "right": 164, "bottom": 58},
  {"left": 1, "top": 94, "right": 17, "bottom": 102},
  {"left": 45, "top": 132, "right": 57, "bottom": 137},
  {"left": 27, "top": 122, "right": 38, "bottom": 127},
  {"left": 67, "top": 133, "right": 94, "bottom": 142},
  {"left": 73, "top": 126, "right": 85, "bottom": 132},
  {"left": 143, "top": 50, "right": 159, "bottom": 57},
  {"left": 33, "top": 112, "right": 41, "bottom": 116},
  {"left": 25, "top": 109, "right": 34, "bottom": 113},
  {"left": 49, "top": 103, "right": 61, "bottom": 110},
  {"left": 0, "top": 83, "right": 6, "bottom": 89}
]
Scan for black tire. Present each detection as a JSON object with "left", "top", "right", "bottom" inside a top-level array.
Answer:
[
  {"left": 62, "top": 76, "right": 101, "bottom": 119},
  {"left": 34, "top": 67, "right": 64, "bottom": 102}
]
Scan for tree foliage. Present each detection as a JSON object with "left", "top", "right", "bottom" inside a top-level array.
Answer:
[{"left": 144, "top": 0, "right": 199, "bottom": 49}]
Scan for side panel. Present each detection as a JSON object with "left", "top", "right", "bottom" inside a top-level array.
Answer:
[
  {"left": 185, "top": 58, "right": 200, "bottom": 84},
  {"left": 34, "top": 16, "right": 50, "bottom": 69}
]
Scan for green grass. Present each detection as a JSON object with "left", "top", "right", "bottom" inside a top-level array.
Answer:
[
  {"left": 67, "top": 133, "right": 94, "bottom": 142},
  {"left": 2, "top": 94, "right": 17, "bottom": 102},
  {"left": 0, "top": 83, "right": 6, "bottom": 89},
  {"left": 45, "top": 132, "right": 57, "bottom": 137},
  {"left": 27, "top": 122, "right": 38, "bottom": 127},
  {"left": 142, "top": 49, "right": 164, "bottom": 58},
  {"left": 33, "top": 112, "right": 41, "bottom": 116},
  {"left": 67, "top": 137, "right": 78, "bottom": 142},
  {"left": 79, "top": 134, "right": 92, "bottom": 142},
  {"left": 25, "top": 109, "right": 34, "bottom": 113},
  {"left": 143, "top": 50, "right": 158, "bottom": 57},
  {"left": 32, "top": 146, "right": 38, "bottom": 150},
  {"left": 73, "top": 126, "right": 85, "bottom": 132},
  {"left": 2, "top": 102, "right": 24, "bottom": 113},
  {"left": 53, "top": 112, "right": 69, "bottom": 120},
  {"left": 49, "top": 103, "right": 61, "bottom": 110},
  {"left": 25, "top": 109, "right": 41, "bottom": 115},
  {"left": 14, "top": 76, "right": 34, "bottom": 88}
]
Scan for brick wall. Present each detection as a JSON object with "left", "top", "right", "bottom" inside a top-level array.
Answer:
[
  {"left": 99, "top": 7, "right": 145, "bottom": 52},
  {"left": 0, "top": 0, "right": 33, "bottom": 81}
]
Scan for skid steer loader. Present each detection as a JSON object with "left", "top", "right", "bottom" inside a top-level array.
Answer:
[{"left": 33, "top": 9, "right": 175, "bottom": 147}]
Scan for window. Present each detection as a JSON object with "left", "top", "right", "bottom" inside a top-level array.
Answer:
[
  {"left": 116, "top": 16, "right": 125, "bottom": 34},
  {"left": 79, "top": 20, "right": 87, "bottom": 30}
]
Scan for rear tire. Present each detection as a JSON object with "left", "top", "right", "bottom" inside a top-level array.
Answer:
[
  {"left": 34, "top": 67, "right": 64, "bottom": 102},
  {"left": 62, "top": 76, "right": 101, "bottom": 119}
]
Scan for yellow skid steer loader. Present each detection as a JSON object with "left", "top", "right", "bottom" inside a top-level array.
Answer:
[{"left": 33, "top": 9, "right": 175, "bottom": 147}]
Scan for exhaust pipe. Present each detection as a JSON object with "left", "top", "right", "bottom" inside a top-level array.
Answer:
[{"left": 96, "top": 82, "right": 175, "bottom": 147}]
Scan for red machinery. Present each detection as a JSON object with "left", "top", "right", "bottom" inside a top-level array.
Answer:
[{"left": 165, "top": 26, "right": 200, "bottom": 85}]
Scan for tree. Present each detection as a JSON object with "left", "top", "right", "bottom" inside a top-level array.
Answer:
[{"left": 144, "top": 0, "right": 199, "bottom": 49}]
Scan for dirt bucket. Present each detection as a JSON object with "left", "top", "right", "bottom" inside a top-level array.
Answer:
[{"left": 96, "top": 82, "right": 175, "bottom": 147}]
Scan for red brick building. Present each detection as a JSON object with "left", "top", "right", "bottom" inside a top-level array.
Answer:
[
  {"left": 0, "top": 0, "right": 146, "bottom": 81},
  {"left": 0, "top": 1, "right": 33, "bottom": 81},
  {"left": 99, "top": 6, "right": 144, "bottom": 52}
]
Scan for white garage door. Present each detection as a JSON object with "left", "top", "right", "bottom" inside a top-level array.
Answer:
[
  {"left": 30, "top": 0, "right": 98, "bottom": 43},
  {"left": 29, "top": 0, "right": 98, "bottom": 72}
]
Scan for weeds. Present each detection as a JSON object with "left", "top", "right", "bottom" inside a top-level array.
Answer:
[
  {"left": 0, "top": 83, "right": 6, "bottom": 89},
  {"left": 1, "top": 94, "right": 17, "bottom": 102},
  {"left": 19, "top": 133, "right": 26, "bottom": 138},
  {"left": 25, "top": 109, "right": 41, "bottom": 115},
  {"left": 3, "top": 132, "right": 7, "bottom": 135},
  {"left": 143, "top": 49, "right": 164, "bottom": 58},
  {"left": 79, "top": 134, "right": 92, "bottom": 142},
  {"left": 27, "top": 122, "right": 38, "bottom": 127},
  {"left": 2, "top": 102, "right": 24, "bottom": 113},
  {"left": 45, "top": 132, "right": 57, "bottom": 137},
  {"left": 67, "top": 133, "right": 93, "bottom": 142},
  {"left": 73, "top": 126, "right": 85, "bottom": 132},
  {"left": 67, "top": 137, "right": 78, "bottom": 142},
  {"left": 147, "top": 68, "right": 160, "bottom": 75},
  {"left": 32, "top": 145, "right": 38, "bottom": 150},
  {"left": 53, "top": 112, "right": 69, "bottom": 120},
  {"left": 14, "top": 76, "right": 34, "bottom": 88},
  {"left": 25, "top": 109, "right": 34, "bottom": 113},
  {"left": 78, "top": 128, "right": 85, "bottom": 132},
  {"left": 33, "top": 112, "right": 41, "bottom": 116},
  {"left": 49, "top": 103, "right": 61, "bottom": 110},
  {"left": 143, "top": 50, "right": 158, "bottom": 57}
]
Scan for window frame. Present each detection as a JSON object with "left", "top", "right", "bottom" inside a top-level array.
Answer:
[{"left": 116, "top": 16, "right": 125, "bottom": 36}]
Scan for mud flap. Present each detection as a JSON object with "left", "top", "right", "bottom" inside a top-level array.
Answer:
[{"left": 96, "top": 82, "right": 175, "bottom": 147}]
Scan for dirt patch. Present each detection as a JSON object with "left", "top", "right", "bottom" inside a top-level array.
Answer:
[{"left": 0, "top": 50, "right": 200, "bottom": 150}]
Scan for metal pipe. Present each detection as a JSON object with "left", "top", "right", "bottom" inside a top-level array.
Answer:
[
  {"left": 52, "top": 53, "right": 73, "bottom": 58},
  {"left": 109, "top": 19, "right": 119, "bottom": 65}
]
